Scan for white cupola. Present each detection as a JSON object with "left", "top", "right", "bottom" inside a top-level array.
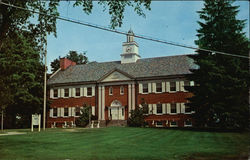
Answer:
[{"left": 121, "top": 29, "right": 140, "bottom": 64}]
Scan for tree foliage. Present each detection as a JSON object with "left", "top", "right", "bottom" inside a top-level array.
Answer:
[
  {"left": 186, "top": 0, "right": 250, "bottom": 129},
  {"left": 0, "top": 30, "right": 44, "bottom": 128},
  {"left": 50, "top": 50, "right": 88, "bottom": 73},
  {"left": 0, "top": 0, "right": 151, "bottom": 49},
  {"left": 128, "top": 99, "right": 148, "bottom": 127},
  {"left": 75, "top": 103, "right": 91, "bottom": 127}
]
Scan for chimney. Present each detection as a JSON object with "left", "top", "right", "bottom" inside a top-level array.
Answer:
[{"left": 60, "top": 58, "right": 76, "bottom": 70}]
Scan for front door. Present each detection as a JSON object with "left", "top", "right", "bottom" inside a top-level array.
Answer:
[
  {"left": 111, "top": 107, "right": 118, "bottom": 120},
  {"left": 109, "top": 107, "right": 124, "bottom": 120}
]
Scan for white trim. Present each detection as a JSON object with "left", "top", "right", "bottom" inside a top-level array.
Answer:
[
  {"left": 162, "top": 82, "right": 165, "bottom": 92},
  {"left": 72, "top": 107, "right": 76, "bottom": 117},
  {"left": 176, "top": 81, "right": 180, "bottom": 92},
  {"left": 49, "top": 109, "right": 53, "bottom": 117},
  {"left": 98, "top": 86, "right": 102, "bottom": 120},
  {"left": 152, "top": 83, "right": 156, "bottom": 93},
  {"left": 92, "top": 106, "right": 95, "bottom": 116},
  {"left": 101, "top": 86, "right": 105, "bottom": 120},
  {"left": 50, "top": 68, "right": 61, "bottom": 79},
  {"left": 50, "top": 89, "right": 53, "bottom": 99},
  {"left": 139, "top": 83, "right": 143, "bottom": 94},
  {"left": 166, "top": 82, "right": 170, "bottom": 92},
  {"left": 180, "top": 81, "right": 185, "bottom": 92},
  {"left": 162, "top": 104, "right": 166, "bottom": 114},
  {"left": 148, "top": 104, "right": 152, "bottom": 114},
  {"left": 72, "top": 88, "right": 76, "bottom": 97},
  {"left": 92, "top": 86, "right": 95, "bottom": 96},
  {"left": 181, "top": 103, "right": 185, "bottom": 113},
  {"left": 128, "top": 84, "right": 132, "bottom": 116},
  {"left": 84, "top": 87, "right": 87, "bottom": 97},
  {"left": 190, "top": 81, "right": 195, "bottom": 86},
  {"left": 152, "top": 104, "right": 156, "bottom": 114},
  {"left": 148, "top": 83, "right": 152, "bottom": 93},
  {"left": 132, "top": 84, "right": 135, "bottom": 110},
  {"left": 167, "top": 103, "right": 170, "bottom": 114},
  {"left": 80, "top": 87, "right": 84, "bottom": 97},
  {"left": 176, "top": 103, "right": 180, "bottom": 114}
]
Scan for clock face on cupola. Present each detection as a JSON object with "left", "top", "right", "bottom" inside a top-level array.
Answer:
[{"left": 121, "top": 29, "right": 140, "bottom": 64}]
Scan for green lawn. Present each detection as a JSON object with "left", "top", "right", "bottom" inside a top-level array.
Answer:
[{"left": 0, "top": 127, "right": 249, "bottom": 160}]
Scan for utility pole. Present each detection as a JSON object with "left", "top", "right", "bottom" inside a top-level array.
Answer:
[{"left": 43, "top": 34, "right": 47, "bottom": 131}]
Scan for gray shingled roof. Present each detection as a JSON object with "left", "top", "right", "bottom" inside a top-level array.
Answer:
[{"left": 48, "top": 55, "right": 196, "bottom": 85}]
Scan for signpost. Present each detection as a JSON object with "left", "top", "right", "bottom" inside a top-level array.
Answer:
[{"left": 31, "top": 114, "right": 41, "bottom": 132}]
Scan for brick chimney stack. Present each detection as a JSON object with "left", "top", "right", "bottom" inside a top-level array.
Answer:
[{"left": 60, "top": 58, "right": 76, "bottom": 70}]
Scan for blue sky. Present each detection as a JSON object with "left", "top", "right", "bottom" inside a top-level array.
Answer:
[{"left": 47, "top": 1, "right": 249, "bottom": 73}]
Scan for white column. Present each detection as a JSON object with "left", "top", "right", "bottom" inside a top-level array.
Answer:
[
  {"left": 101, "top": 86, "right": 105, "bottom": 120},
  {"left": 132, "top": 83, "right": 135, "bottom": 110},
  {"left": 128, "top": 84, "right": 132, "bottom": 116},
  {"left": 98, "top": 86, "right": 102, "bottom": 120}
]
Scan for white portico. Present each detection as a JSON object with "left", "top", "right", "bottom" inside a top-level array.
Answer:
[{"left": 108, "top": 100, "right": 125, "bottom": 120}]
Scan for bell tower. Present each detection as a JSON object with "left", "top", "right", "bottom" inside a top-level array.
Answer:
[{"left": 121, "top": 29, "right": 140, "bottom": 64}]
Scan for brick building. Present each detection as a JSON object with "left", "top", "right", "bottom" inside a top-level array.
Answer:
[{"left": 47, "top": 29, "right": 196, "bottom": 128}]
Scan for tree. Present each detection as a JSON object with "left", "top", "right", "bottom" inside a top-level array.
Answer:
[
  {"left": 75, "top": 103, "right": 91, "bottom": 127},
  {"left": 51, "top": 51, "right": 88, "bottom": 73},
  {"left": 0, "top": 0, "right": 151, "bottom": 49},
  {"left": 128, "top": 107, "right": 145, "bottom": 127},
  {"left": 186, "top": 0, "right": 249, "bottom": 129},
  {"left": 0, "top": 30, "right": 44, "bottom": 128}
]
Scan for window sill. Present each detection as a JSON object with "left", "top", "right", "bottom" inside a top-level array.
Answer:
[
  {"left": 184, "top": 125, "right": 192, "bottom": 127},
  {"left": 169, "top": 113, "right": 178, "bottom": 115},
  {"left": 141, "top": 92, "right": 149, "bottom": 94},
  {"left": 156, "top": 113, "right": 163, "bottom": 115},
  {"left": 170, "top": 125, "right": 178, "bottom": 127}
]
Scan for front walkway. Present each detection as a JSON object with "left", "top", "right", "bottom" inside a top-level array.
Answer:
[{"left": 0, "top": 131, "right": 27, "bottom": 136}]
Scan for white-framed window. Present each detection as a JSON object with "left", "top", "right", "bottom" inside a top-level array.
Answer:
[
  {"left": 142, "top": 83, "right": 148, "bottom": 93},
  {"left": 120, "top": 86, "right": 124, "bottom": 95},
  {"left": 184, "top": 119, "right": 192, "bottom": 127},
  {"left": 75, "top": 107, "right": 80, "bottom": 116},
  {"left": 170, "top": 82, "right": 176, "bottom": 92},
  {"left": 170, "top": 121, "right": 178, "bottom": 127},
  {"left": 185, "top": 105, "right": 191, "bottom": 113},
  {"left": 156, "top": 104, "right": 162, "bottom": 114},
  {"left": 156, "top": 121, "right": 163, "bottom": 127},
  {"left": 53, "top": 108, "right": 57, "bottom": 117},
  {"left": 109, "top": 87, "right": 113, "bottom": 95},
  {"left": 87, "top": 87, "right": 92, "bottom": 96},
  {"left": 76, "top": 88, "right": 80, "bottom": 97},
  {"left": 171, "top": 103, "right": 177, "bottom": 114},
  {"left": 64, "top": 108, "right": 69, "bottom": 117},
  {"left": 64, "top": 88, "right": 69, "bottom": 97},
  {"left": 184, "top": 81, "right": 190, "bottom": 92},
  {"left": 122, "top": 108, "right": 124, "bottom": 116},
  {"left": 53, "top": 89, "right": 58, "bottom": 98},
  {"left": 156, "top": 82, "right": 162, "bottom": 92}
]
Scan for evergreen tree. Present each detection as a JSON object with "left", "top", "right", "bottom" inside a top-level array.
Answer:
[{"left": 187, "top": 0, "right": 249, "bottom": 129}]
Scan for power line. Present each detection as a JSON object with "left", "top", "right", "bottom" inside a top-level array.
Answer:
[{"left": 1, "top": 1, "right": 249, "bottom": 60}]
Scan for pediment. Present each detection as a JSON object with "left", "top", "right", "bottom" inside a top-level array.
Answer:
[{"left": 100, "top": 69, "right": 133, "bottom": 82}]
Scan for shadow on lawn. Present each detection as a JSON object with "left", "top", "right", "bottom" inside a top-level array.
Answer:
[{"left": 182, "top": 152, "right": 249, "bottom": 160}]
